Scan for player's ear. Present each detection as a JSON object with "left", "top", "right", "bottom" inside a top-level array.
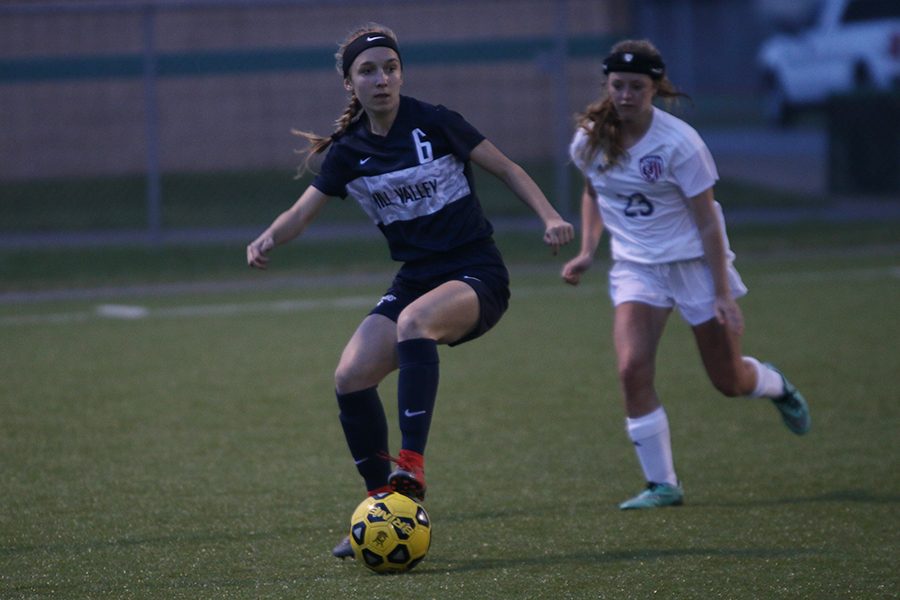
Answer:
[{"left": 343, "top": 77, "right": 353, "bottom": 93}]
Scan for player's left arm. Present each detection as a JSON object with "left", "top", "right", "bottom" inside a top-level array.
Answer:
[
  {"left": 469, "top": 139, "right": 574, "bottom": 254},
  {"left": 688, "top": 187, "right": 744, "bottom": 334}
]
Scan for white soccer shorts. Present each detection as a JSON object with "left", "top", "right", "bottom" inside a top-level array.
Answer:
[{"left": 608, "top": 258, "right": 748, "bottom": 325}]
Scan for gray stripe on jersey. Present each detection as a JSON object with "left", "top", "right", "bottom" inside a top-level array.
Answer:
[{"left": 346, "top": 154, "right": 471, "bottom": 226}]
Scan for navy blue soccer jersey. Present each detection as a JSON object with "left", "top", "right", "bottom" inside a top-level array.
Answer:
[{"left": 312, "top": 96, "right": 495, "bottom": 262}]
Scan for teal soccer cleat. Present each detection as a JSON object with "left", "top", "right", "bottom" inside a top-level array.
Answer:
[
  {"left": 766, "top": 363, "right": 811, "bottom": 435},
  {"left": 619, "top": 482, "right": 684, "bottom": 510}
]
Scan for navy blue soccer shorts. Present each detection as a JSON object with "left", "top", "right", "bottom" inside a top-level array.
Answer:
[{"left": 368, "top": 241, "right": 510, "bottom": 346}]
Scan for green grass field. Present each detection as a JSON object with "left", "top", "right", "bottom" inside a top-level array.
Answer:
[{"left": 1, "top": 215, "right": 898, "bottom": 598}]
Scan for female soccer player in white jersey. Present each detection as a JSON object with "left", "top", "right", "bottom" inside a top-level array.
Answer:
[
  {"left": 246, "top": 23, "right": 573, "bottom": 555},
  {"left": 561, "top": 39, "right": 810, "bottom": 510}
]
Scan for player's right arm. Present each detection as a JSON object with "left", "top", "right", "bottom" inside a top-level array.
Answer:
[
  {"left": 247, "top": 185, "right": 330, "bottom": 269},
  {"left": 561, "top": 178, "right": 604, "bottom": 286}
]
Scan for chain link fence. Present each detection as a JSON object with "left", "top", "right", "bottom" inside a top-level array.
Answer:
[{"left": 1, "top": 0, "right": 628, "bottom": 244}]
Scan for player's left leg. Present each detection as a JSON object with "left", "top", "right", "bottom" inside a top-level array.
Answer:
[
  {"left": 691, "top": 317, "right": 810, "bottom": 434},
  {"left": 691, "top": 316, "right": 756, "bottom": 397},
  {"left": 387, "top": 280, "right": 481, "bottom": 500}
]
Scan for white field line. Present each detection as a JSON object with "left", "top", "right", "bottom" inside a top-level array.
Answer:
[
  {"left": 0, "top": 296, "right": 376, "bottom": 326},
  {"left": 2, "top": 265, "right": 897, "bottom": 327}
]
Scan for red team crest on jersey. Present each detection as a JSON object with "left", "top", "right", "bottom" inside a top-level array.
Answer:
[{"left": 639, "top": 155, "right": 664, "bottom": 183}]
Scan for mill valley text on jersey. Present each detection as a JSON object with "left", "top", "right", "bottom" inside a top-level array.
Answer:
[
  {"left": 313, "top": 96, "right": 495, "bottom": 261},
  {"left": 371, "top": 177, "right": 438, "bottom": 209}
]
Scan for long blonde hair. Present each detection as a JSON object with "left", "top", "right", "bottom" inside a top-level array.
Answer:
[
  {"left": 292, "top": 23, "right": 400, "bottom": 176},
  {"left": 575, "top": 39, "right": 687, "bottom": 170}
]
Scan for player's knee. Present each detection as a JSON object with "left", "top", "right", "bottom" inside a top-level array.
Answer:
[
  {"left": 396, "top": 309, "right": 428, "bottom": 340},
  {"left": 334, "top": 361, "right": 367, "bottom": 394},
  {"left": 617, "top": 359, "right": 651, "bottom": 393},
  {"left": 333, "top": 364, "right": 352, "bottom": 394},
  {"left": 335, "top": 354, "right": 392, "bottom": 393}
]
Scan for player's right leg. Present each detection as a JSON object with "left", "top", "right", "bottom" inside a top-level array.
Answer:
[
  {"left": 612, "top": 300, "right": 681, "bottom": 509},
  {"left": 335, "top": 314, "right": 399, "bottom": 493},
  {"left": 332, "top": 314, "right": 398, "bottom": 559}
]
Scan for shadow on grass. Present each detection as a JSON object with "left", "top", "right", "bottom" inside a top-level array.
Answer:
[
  {"left": 415, "top": 546, "right": 823, "bottom": 576},
  {"left": 0, "top": 528, "right": 825, "bottom": 595},
  {"left": 436, "top": 488, "right": 900, "bottom": 523},
  {"left": 694, "top": 488, "right": 900, "bottom": 508}
]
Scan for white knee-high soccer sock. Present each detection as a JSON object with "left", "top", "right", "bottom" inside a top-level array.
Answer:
[
  {"left": 744, "top": 356, "right": 786, "bottom": 398},
  {"left": 626, "top": 407, "right": 677, "bottom": 486}
]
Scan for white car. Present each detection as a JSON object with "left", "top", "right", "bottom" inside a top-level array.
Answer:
[{"left": 757, "top": 0, "right": 900, "bottom": 125}]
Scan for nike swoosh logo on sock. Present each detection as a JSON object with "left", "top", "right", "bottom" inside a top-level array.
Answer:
[{"left": 404, "top": 409, "right": 427, "bottom": 417}]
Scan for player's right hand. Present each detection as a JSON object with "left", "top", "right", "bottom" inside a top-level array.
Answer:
[
  {"left": 247, "top": 234, "right": 275, "bottom": 270},
  {"left": 561, "top": 254, "right": 593, "bottom": 286}
]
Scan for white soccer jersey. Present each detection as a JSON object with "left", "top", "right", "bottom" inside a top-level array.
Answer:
[{"left": 570, "top": 106, "right": 732, "bottom": 264}]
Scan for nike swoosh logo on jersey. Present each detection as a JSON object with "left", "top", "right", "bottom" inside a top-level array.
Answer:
[
  {"left": 404, "top": 409, "right": 427, "bottom": 417},
  {"left": 359, "top": 156, "right": 372, "bottom": 165},
  {"left": 462, "top": 275, "right": 482, "bottom": 282},
  {"left": 354, "top": 457, "right": 369, "bottom": 465},
  {"left": 366, "top": 36, "right": 385, "bottom": 42}
]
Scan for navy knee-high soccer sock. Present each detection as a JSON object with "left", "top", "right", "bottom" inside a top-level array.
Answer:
[
  {"left": 336, "top": 387, "right": 391, "bottom": 493},
  {"left": 397, "top": 338, "right": 439, "bottom": 455}
]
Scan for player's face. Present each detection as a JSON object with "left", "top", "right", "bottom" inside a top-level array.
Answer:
[
  {"left": 345, "top": 47, "right": 403, "bottom": 115},
  {"left": 607, "top": 72, "right": 656, "bottom": 122}
]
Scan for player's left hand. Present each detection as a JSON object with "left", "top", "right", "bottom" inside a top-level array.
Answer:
[{"left": 543, "top": 218, "right": 575, "bottom": 255}]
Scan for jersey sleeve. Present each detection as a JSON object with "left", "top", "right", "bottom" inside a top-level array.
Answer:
[
  {"left": 671, "top": 141, "right": 718, "bottom": 199},
  {"left": 311, "top": 144, "right": 350, "bottom": 199},
  {"left": 568, "top": 127, "right": 590, "bottom": 173},
  {"left": 433, "top": 104, "right": 485, "bottom": 160}
]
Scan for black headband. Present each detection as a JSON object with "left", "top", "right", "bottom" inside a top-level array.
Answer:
[
  {"left": 602, "top": 51, "right": 665, "bottom": 80},
  {"left": 341, "top": 33, "right": 402, "bottom": 77}
]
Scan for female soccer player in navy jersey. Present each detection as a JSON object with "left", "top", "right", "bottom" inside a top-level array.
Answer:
[
  {"left": 246, "top": 23, "right": 573, "bottom": 556},
  {"left": 561, "top": 39, "right": 810, "bottom": 510}
]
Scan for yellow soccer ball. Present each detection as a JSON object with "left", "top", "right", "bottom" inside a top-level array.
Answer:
[{"left": 349, "top": 492, "right": 431, "bottom": 574}]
